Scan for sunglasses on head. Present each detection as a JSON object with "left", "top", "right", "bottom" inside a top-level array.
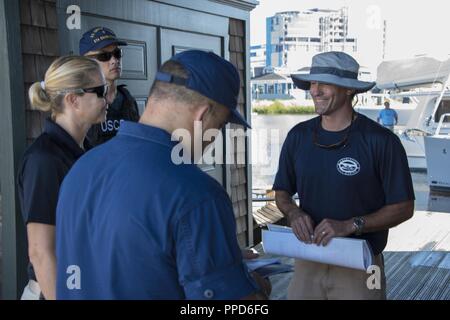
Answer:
[
  {"left": 81, "top": 84, "right": 108, "bottom": 98},
  {"left": 88, "top": 48, "right": 122, "bottom": 62}
]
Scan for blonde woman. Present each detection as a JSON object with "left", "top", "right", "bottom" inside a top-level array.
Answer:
[{"left": 17, "top": 56, "right": 108, "bottom": 300}]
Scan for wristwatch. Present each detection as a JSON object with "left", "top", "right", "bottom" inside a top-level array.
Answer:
[{"left": 352, "top": 216, "right": 365, "bottom": 236}]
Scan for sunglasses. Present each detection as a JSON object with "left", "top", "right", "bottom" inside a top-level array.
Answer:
[
  {"left": 88, "top": 48, "right": 122, "bottom": 62},
  {"left": 313, "top": 112, "right": 357, "bottom": 150},
  {"left": 81, "top": 84, "right": 108, "bottom": 99},
  {"left": 313, "top": 127, "right": 350, "bottom": 149}
]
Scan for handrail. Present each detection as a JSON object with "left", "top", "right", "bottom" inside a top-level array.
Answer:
[
  {"left": 435, "top": 113, "right": 450, "bottom": 136},
  {"left": 429, "top": 69, "right": 450, "bottom": 128}
]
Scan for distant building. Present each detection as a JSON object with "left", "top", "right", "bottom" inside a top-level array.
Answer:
[
  {"left": 250, "top": 44, "right": 266, "bottom": 77},
  {"left": 251, "top": 71, "right": 295, "bottom": 100},
  {"left": 266, "top": 8, "right": 357, "bottom": 70}
]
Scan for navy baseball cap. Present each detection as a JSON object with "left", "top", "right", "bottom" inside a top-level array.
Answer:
[
  {"left": 155, "top": 50, "right": 250, "bottom": 128},
  {"left": 79, "top": 27, "right": 127, "bottom": 56}
]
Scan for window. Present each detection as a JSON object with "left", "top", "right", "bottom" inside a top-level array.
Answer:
[{"left": 258, "top": 85, "right": 265, "bottom": 94}]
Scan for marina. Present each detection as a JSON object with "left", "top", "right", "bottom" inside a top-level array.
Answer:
[{"left": 251, "top": 112, "right": 450, "bottom": 300}]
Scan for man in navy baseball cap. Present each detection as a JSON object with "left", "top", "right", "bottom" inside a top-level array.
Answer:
[
  {"left": 155, "top": 50, "right": 251, "bottom": 128},
  {"left": 79, "top": 27, "right": 127, "bottom": 56},
  {"left": 79, "top": 27, "right": 140, "bottom": 146},
  {"left": 56, "top": 50, "right": 265, "bottom": 299}
]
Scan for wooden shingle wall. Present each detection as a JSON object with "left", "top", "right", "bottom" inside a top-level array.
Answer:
[
  {"left": 19, "top": 0, "right": 59, "bottom": 146},
  {"left": 229, "top": 18, "right": 248, "bottom": 247}
]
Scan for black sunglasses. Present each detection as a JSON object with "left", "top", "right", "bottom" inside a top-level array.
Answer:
[
  {"left": 313, "top": 112, "right": 357, "bottom": 150},
  {"left": 88, "top": 48, "right": 122, "bottom": 62},
  {"left": 81, "top": 84, "right": 108, "bottom": 99}
]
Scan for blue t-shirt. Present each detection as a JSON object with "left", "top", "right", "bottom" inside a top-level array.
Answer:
[
  {"left": 273, "top": 114, "right": 414, "bottom": 255},
  {"left": 56, "top": 122, "right": 257, "bottom": 299},
  {"left": 378, "top": 108, "right": 398, "bottom": 126}
]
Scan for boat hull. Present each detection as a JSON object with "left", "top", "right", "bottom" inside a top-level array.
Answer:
[{"left": 424, "top": 135, "right": 450, "bottom": 190}]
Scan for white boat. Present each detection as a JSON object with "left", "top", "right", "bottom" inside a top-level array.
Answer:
[
  {"left": 354, "top": 97, "right": 417, "bottom": 127},
  {"left": 376, "top": 57, "right": 450, "bottom": 189},
  {"left": 424, "top": 113, "right": 450, "bottom": 190}
]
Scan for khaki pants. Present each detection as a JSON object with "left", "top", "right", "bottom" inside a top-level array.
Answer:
[
  {"left": 20, "top": 280, "right": 42, "bottom": 300},
  {"left": 287, "top": 254, "right": 386, "bottom": 300}
]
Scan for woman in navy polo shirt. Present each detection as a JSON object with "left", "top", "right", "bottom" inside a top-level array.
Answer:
[{"left": 18, "top": 56, "right": 108, "bottom": 300}]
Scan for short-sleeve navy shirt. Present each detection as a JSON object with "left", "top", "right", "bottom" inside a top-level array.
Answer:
[
  {"left": 273, "top": 113, "right": 415, "bottom": 255},
  {"left": 17, "top": 118, "right": 88, "bottom": 280},
  {"left": 56, "top": 121, "right": 258, "bottom": 299}
]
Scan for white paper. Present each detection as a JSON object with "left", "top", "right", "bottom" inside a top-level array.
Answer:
[{"left": 263, "top": 224, "right": 373, "bottom": 271}]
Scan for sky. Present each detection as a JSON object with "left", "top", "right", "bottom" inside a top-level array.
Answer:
[{"left": 250, "top": 0, "right": 450, "bottom": 72}]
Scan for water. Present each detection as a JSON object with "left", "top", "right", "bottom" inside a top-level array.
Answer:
[
  {"left": 251, "top": 114, "right": 315, "bottom": 189},
  {"left": 251, "top": 114, "right": 450, "bottom": 213}
]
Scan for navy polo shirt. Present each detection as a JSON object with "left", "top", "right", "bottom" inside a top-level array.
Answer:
[
  {"left": 56, "top": 121, "right": 258, "bottom": 299},
  {"left": 273, "top": 114, "right": 415, "bottom": 255},
  {"left": 17, "top": 118, "right": 88, "bottom": 281}
]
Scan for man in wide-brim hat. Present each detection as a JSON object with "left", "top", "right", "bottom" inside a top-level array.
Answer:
[{"left": 272, "top": 51, "right": 415, "bottom": 300}]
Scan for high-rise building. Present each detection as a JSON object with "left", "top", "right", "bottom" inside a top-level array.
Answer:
[{"left": 266, "top": 8, "right": 357, "bottom": 70}]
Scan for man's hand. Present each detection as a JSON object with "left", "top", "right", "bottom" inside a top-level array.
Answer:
[
  {"left": 241, "top": 249, "right": 271, "bottom": 298},
  {"left": 313, "top": 218, "right": 354, "bottom": 246},
  {"left": 288, "top": 210, "right": 315, "bottom": 244},
  {"left": 241, "top": 248, "right": 259, "bottom": 260},
  {"left": 275, "top": 190, "right": 315, "bottom": 243},
  {"left": 250, "top": 271, "right": 272, "bottom": 297}
]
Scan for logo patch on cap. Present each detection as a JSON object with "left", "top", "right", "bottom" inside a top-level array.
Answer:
[{"left": 336, "top": 157, "right": 360, "bottom": 176}]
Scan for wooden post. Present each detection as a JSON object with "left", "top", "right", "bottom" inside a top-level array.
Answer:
[{"left": 0, "top": 0, "right": 28, "bottom": 300}]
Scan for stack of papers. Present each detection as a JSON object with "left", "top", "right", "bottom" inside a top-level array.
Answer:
[{"left": 262, "top": 224, "right": 373, "bottom": 271}]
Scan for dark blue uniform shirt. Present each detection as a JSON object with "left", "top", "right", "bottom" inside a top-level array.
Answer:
[
  {"left": 17, "top": 118, "right": 88, "bottom": 281},
  {"left": 273, "top": 114, "right": 415, "bottom": 255},
  {"left": 56, "top": 121, "right": 257, "bottom": 299}
]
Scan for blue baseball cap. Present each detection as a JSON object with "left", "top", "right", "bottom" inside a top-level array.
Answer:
[
  {"left": 79, "top": 27, "right": 127, "bottom": 56},
  {"left": 155, "top": 50, "right": 250, "bottom": 128}
]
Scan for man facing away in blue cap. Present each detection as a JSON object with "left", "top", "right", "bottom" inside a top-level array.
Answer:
[
  {"left": 80, "top": 27, "right": 140, "bottom": 146},
  {"left": 55, "top": 50, "right": 267, "bottom": 300}
]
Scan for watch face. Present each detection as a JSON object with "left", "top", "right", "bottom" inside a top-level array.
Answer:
[
  {"left": 355, "top": 218, "right": 363, "bottom": 227},
  {"left": 354, "top": 217, "right": 364, "bottom": 235}
]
